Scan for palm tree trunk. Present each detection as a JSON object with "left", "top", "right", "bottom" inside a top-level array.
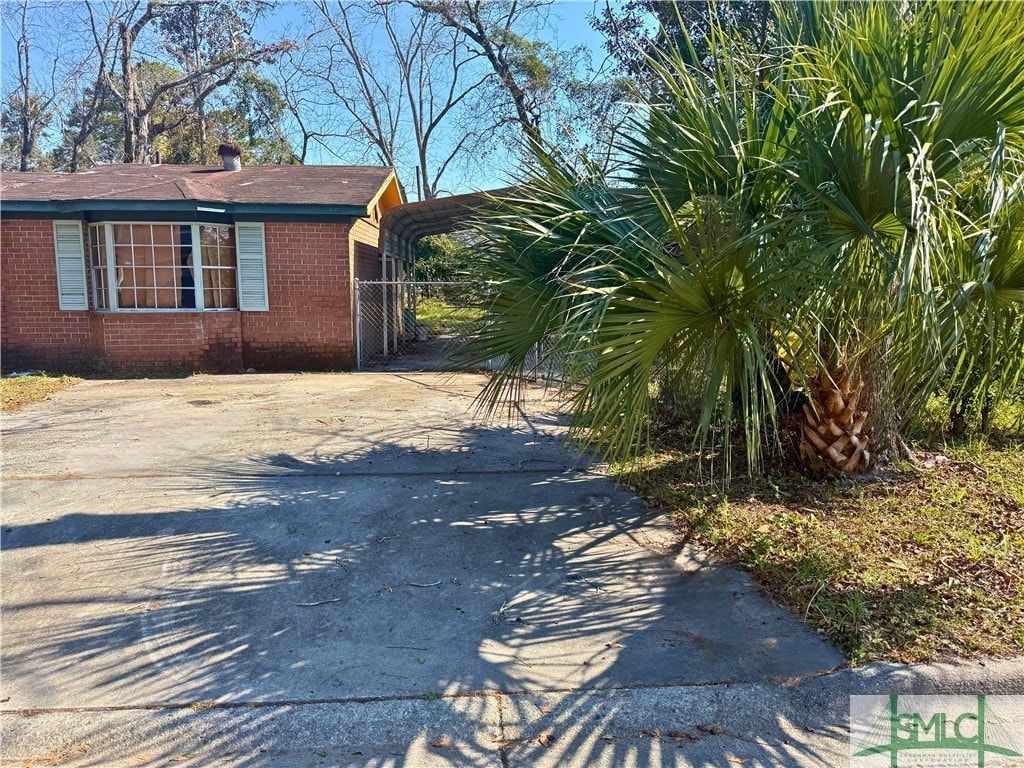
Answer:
[{"left": 799, "top": 367, "right": 874, "bottom": 473}]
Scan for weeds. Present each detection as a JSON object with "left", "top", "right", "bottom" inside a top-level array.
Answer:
[
  {"left": 0, "top": 373, "right": 80, "bottom": 413},
  {"left": 616, "top": 414, "right": 1024, "bottom": 662}
]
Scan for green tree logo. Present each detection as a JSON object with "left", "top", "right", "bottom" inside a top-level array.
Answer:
[{"left": 852, "top": 695, "right": 1023, "bottom": 767}]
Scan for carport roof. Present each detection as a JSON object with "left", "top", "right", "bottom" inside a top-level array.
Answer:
[{"left": 380, "top": 187, "right": 514, "bottom": 258}]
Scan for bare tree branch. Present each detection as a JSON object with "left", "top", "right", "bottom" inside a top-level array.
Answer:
[
  {"left": 1, "top": 0, "right": 89, "bottom": 171},
  {"left": 297, "top": 0, "right": 505, "bottom": 200}
]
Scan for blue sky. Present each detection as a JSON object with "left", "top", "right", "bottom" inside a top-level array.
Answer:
[
  {"left": 257, "top": 1, "right": 613, "bottom": 61},
  {"left": 1, "top": 0, "right": 621, "bottom": 195},
  {"left": 253, "top": 1, "right": 619, "bottom": 194}
]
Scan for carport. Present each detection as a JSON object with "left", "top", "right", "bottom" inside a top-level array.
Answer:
[
  {"left": 377, "top": 188, "right": 513, "bottom": 272},
  {"left": 357, "top": 189, "right": 512, "bottom": 369}
]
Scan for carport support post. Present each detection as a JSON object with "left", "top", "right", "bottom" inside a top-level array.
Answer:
[
  {"left": 382, "top": 281, "right": 389, "bottom": 358},
  {"left": 381, "top": 251, "right": 390, "bottom": 359},
  {"left": 355, "top": 279, "right": 363, "bottom": 371},
  {"left": 393, "top": 277, "right": 402, "bottom": 352}
]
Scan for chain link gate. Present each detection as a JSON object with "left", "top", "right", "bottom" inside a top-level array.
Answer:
[{"left": 355, "top": 280, "right": 483, "bottom": 370}]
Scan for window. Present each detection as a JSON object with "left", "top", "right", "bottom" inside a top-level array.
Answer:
[
  {"left": 86, "top": 223, "right": 239, "bottom": 311},
  {"left": 199, "top": 225, "right": 237, "bottom": 309},
  {"left": 87, "top": 224, "right": 109, "bottom": 309}
]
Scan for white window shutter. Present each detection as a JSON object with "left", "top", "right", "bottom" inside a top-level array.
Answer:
[
  {"left": 236, "top": 222, "right": 269, "bottom": 311},
  {"left": 53, "top": 221, "right": 88, "bottom": 310}
]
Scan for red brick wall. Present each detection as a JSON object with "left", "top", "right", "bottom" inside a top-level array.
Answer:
[
  {"left": 241, "top": 221, "right": 353, "bottom": 371},
  {"left": 0, "top": 219, "right": 94, "bottom": 371},
  {"left": 88, "top": 312, "right": 243, "bottom": 373},
  {"left": 1, "top": 218, "right": 356, "bottom": 374}
]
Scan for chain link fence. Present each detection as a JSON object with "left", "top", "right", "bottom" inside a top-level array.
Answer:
[{"left": 355, "top": 280, "right": 485, "bottom": 370}]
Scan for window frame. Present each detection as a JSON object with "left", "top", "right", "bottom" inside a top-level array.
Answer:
[{"left": 87, "top": 221, "right": 239, "bottom": 313}]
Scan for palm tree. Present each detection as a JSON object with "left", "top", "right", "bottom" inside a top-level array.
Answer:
[{"left": 465, "top": 0, "right": 1024, "bottom": 476}]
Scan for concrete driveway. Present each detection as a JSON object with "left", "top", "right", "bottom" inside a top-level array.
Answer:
[{"left": 1, "top": 373, "right": 847, "bottom": 766}]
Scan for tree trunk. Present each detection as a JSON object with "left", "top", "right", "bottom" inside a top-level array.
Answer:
[
  {"left": 120, "top": 19, "right": 152, "bottom": 164},
  {"left": 18, "top": 1, "right": 32, "bottom": 171},
  {"left": 69, "top": 99, "right": 98, "bottom": 172},
  {"left": 798, "top": 366, "right": 874, "bottom": 474},
  {"left": 134, "top": 112, "right": 152, "bottom": 163},
  {"left": 198, "top": 106, "right": 208, "bottom": 162},
  {"left": 950, "top": 400, "right": 968, "bottom": 437},
  {"left": 121, "top": 23, "right": 136, "bottom": 163},
  {"left": 19, "top": 124, "right": 31, "bottom": 172},
  {"left": 69, "top": 89, "right": 103, "bottom": 172}
]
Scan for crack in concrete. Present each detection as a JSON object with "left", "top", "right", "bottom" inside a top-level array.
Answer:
[{"left": 496, "top": 693, "right": 511, "bottom": 768}]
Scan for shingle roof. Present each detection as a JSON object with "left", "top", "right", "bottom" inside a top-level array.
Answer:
[{"left": 1, "top": 164, "right": 396, "bottom": 208}]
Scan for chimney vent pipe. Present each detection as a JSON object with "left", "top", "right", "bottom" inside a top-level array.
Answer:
[{"left": 217, "top": 142, "right": 243, "bottom": 171}]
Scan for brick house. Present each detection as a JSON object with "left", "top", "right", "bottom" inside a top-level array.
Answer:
[{"left": 0, "top": 162, "right": 403, "bottom": 373}]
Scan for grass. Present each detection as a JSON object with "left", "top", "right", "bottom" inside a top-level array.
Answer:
[
  {"left": 0, "top": 373, "right": 81, "bottom": 413},
  {"left": 415, "top": 298, "right": 484, "bottom": 332},
  {"left": 615, "top": 423, "right": 1024, "bottom": 663}
]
